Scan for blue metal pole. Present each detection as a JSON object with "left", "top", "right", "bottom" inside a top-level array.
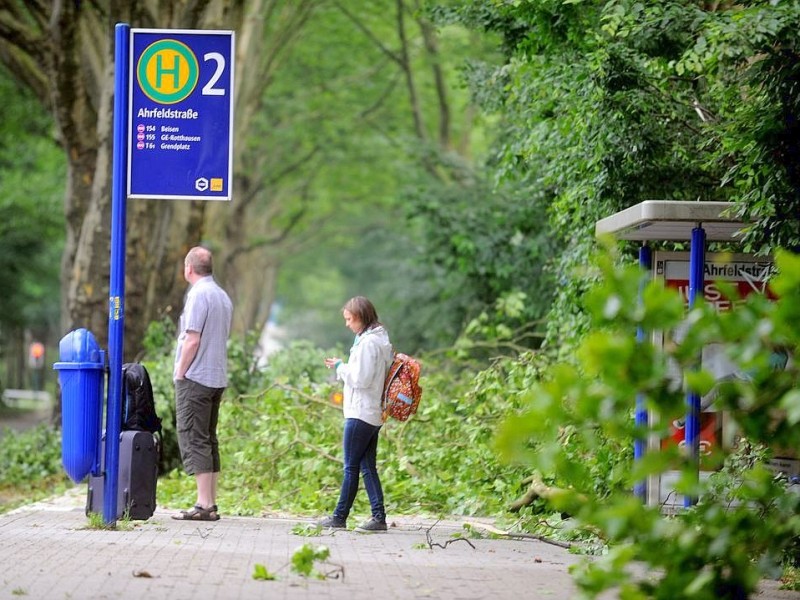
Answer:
[
  {"left": 635, "top": 245, "right": 652, "bottom": 500},
  {"left": 104, "top": 22, "right": 130, "bottom": 525},
  {"left": 684, "top": 225, "right": 706, "bottom": 508}
]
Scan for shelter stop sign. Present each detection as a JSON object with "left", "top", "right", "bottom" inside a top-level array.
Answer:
[{"left": 127, "top": 29, "right": 234, "bottom": 200}]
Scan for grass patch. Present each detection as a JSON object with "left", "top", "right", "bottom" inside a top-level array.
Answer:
[
  {"left": 85, "top": 509, "right": 136, "bottom": 531},
  {"left": 782, "top": 566, "right": 800, "bottom": 591},
  {"left": 0, "top": 475, "right": 74, "bottom": 515}
]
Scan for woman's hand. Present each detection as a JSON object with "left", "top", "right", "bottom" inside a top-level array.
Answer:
[{"left": 324, "top": 357, "right": 340, "bottom": 369}]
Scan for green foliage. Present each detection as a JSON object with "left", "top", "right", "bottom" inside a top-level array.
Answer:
[
  {"left": 404, "top": 179, "right": 560, "bottom": 351},
  {"left": 0, "top": 424, "right": 70, "bottom": 514},
  {"left": 0, "top": 425, "right": 63, "bottom": 485},
  {"left": 290, "top": 543, "right": 331, "bottom": 579},
  {"left": 141, "top": 316, "right": 177, "bottom": 359},
  {"left": 497, "top": 247, "right": 800, "bottom": 598},
  {"left": 782, "top": 565, "right": 800, "bottom": 592},
  {"left": 0, "top": 68, "right": 64, "bottom": 343},
  {"left": 252, "top": 563, "right": 278, "bottom": 581},
  {"left": 444, "top": 0, "right": 800, "bottom": 360},
  {"left": 292, "top": 522, "right": 323, "bottom": 537},
  {"left": 151, "top": 336, "right": 531, "bottom": 520},
  {"left": 453, "top": 291, "right": 547, "bottom": 361}
]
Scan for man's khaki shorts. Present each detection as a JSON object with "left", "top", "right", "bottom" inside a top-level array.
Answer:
[{"left": 175, "top": 378, "right": 224, "bottom": 475}]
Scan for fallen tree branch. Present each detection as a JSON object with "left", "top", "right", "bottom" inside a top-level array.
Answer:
[
  {"left": 296, "top": 439, "right": 341, "bottom": 464},
  {"left": 463, "top": 521, "right": 573, "bottom": 549},
  {"left": 274, "top": 383, "right": 343, "bottom": 410},
  {"left": 286, "top": 412, "right": 342, "bottom": 464},
  {"left": 424, "top": 521, "right": 476, "bottom": 550},
  {"left": 508, "top": 474, "right": 586, "bottom": 512}
]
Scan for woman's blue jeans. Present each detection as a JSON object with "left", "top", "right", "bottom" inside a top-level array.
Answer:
[{"left": 333, "top": 418, "right": 385, "bottom": 522}]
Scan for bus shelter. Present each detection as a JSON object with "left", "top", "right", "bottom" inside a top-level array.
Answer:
[{"left": 595, "top": 200, "right": 759, "bottom": 508}]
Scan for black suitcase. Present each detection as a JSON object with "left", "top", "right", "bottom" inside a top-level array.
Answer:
[{"left": 86, "top": 430, "right": 159, "bottom": 520}]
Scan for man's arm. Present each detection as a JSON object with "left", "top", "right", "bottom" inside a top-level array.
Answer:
[{"left": 175, "top": 331, "right": 201, "bottom": 380}]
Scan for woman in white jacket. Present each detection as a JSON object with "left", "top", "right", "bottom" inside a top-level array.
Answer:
[{"left": 319, "top": 296, "right": 394, "bottom": 532}]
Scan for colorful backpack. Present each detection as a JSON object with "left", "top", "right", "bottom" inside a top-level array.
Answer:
[{"left": 382, "top": 353, "right": 422, "bottom": 422}]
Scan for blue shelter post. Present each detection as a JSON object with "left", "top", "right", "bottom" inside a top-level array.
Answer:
[
  {"left": 103, "top": 22, "right": 130, "bottom": 526},
  {"left": 634, "top": 244, "right": 652, "bottom": 500},
  {"left": 683, "top": 225, "right": 706, "bottom": 508}
]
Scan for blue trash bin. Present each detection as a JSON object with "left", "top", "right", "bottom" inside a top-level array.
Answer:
[{"left": 54, "top": 329, "right": 106, "bottom": 483}]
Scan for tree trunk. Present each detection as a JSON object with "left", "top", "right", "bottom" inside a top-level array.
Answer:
[{"left": 0, "top": 1, "right": 301, "bottom": 357}]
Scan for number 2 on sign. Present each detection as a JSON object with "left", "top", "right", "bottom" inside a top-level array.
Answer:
[{"left": 203, "top": 53, "right": 226, "bottom": 96}]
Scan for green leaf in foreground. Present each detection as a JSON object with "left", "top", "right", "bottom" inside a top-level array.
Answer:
[{"left": 252, "top": 563, "right": 277, "bottom": 581}]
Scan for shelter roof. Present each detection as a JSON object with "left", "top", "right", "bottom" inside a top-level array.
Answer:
[{"left": 594, "top": 201, "right": 749, "bottom": 242}]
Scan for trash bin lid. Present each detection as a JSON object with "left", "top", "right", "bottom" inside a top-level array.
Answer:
[{"left": 56, "top": 328, "right": 104, "bottom": 365}]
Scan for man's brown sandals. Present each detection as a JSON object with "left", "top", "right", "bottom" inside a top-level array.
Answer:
[{"left": 171, "top": 504, "right": 220, "bottom": 521}]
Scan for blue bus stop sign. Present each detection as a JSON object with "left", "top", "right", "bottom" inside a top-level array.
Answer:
[{"left": 128, "top": 29, "right": 235, "bottom": 200}]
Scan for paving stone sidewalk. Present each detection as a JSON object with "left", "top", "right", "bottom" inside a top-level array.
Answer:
[
  {"left": 0, "top": 491, "right": 585, "bottom": 600},
  {"left": 1, "top": 490, "right": 799, "bottom": 600}
]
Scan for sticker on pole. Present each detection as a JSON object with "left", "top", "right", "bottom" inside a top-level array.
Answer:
[{"left": 128, "top": 29, "right": 235, "bottom": 201}]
